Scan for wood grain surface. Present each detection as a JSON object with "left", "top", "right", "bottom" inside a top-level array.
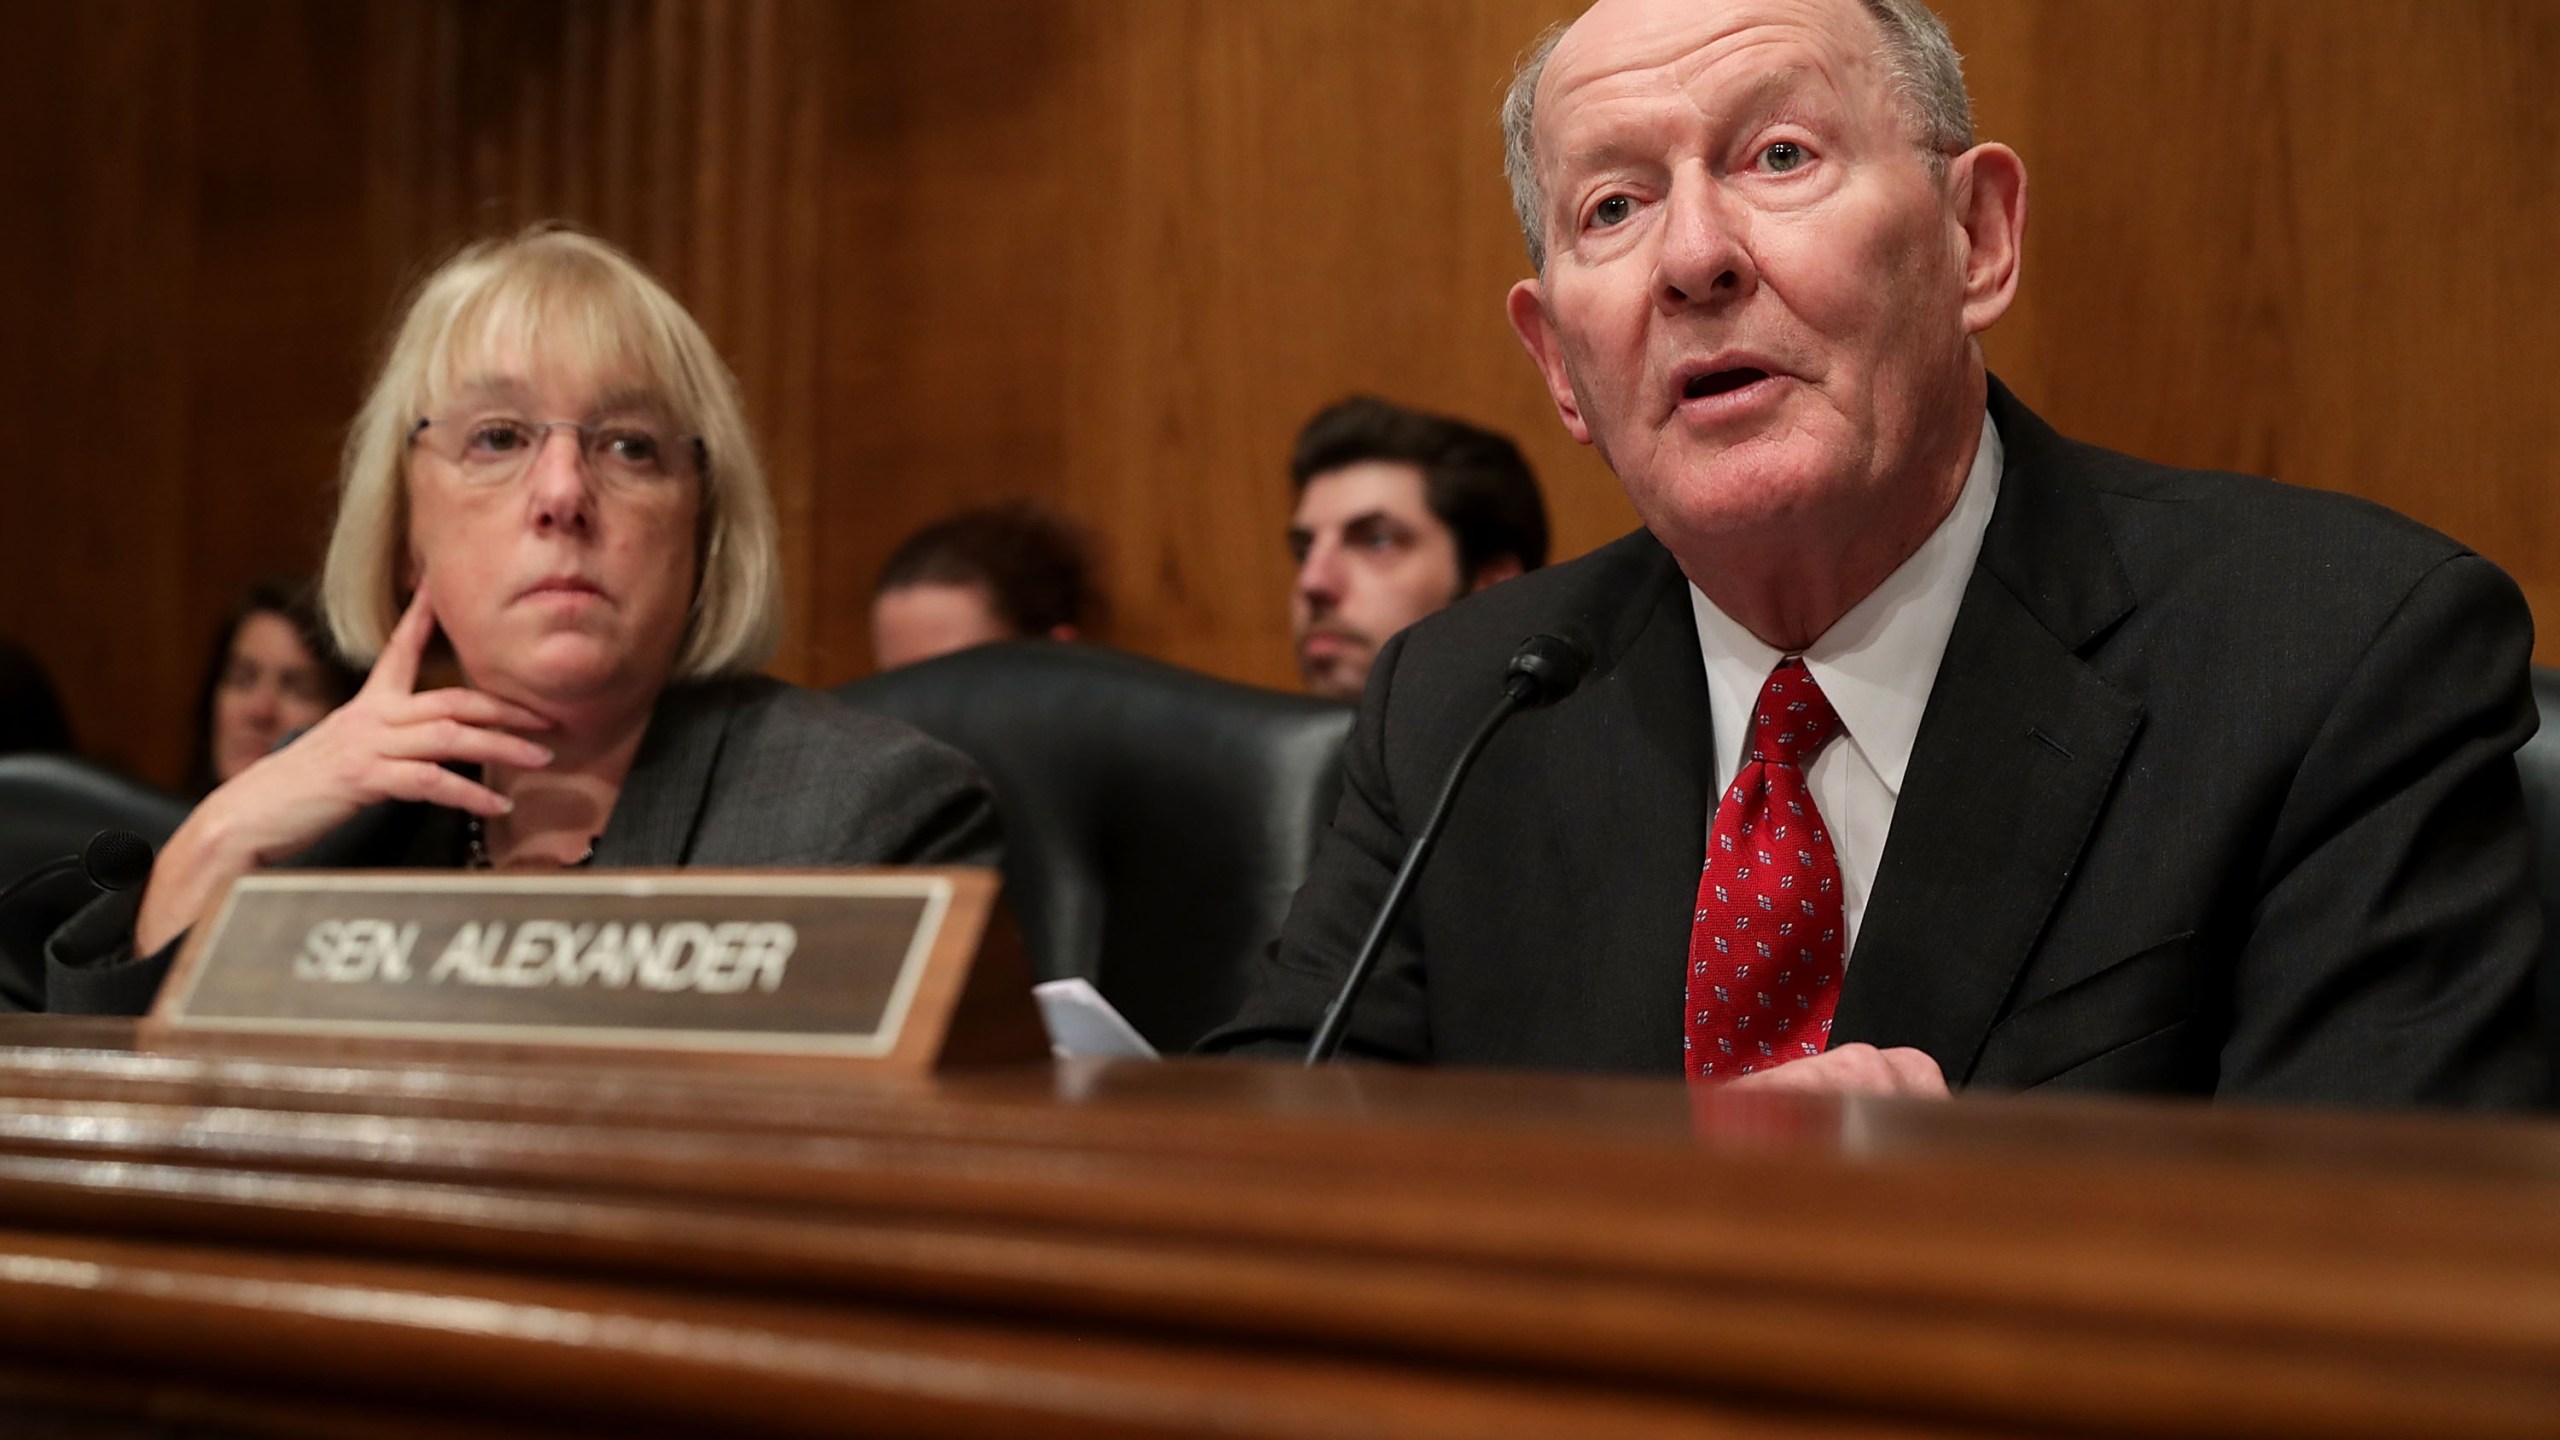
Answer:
[
  {"left": 0, "top": 1017, "right": 2550, "bottom": 1436},
  {"left": 2, "top": 1, "right": 2554, "bottom": 786}
]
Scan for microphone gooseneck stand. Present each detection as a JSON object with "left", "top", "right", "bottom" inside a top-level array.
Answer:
[
  {"left": 0, "top": 829, "right": 155, "bottom": 912},
  {"left": 1303, "top": 632, "right": 1590, "bottom": 1065}
]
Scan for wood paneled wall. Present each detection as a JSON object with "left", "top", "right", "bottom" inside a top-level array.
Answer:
[{"left": 4, "top": 0, "right": 2556, "bottom": 789}]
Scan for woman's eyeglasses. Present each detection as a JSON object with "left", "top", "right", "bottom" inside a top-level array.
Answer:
[{"left": 409, "top": 416, "right": 707, "bottom": 489}]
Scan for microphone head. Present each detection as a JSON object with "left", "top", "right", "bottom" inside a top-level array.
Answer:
[
  {"left": 1504, "top": 631, "right": 1594, "bottom": 709},
  {"left": 82, "top": 830, "right": 156, "bottom": 893}
]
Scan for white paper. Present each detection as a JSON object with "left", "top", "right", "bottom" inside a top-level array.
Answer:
[{"left": 1033, "top": 977, "right": 1160, "bottom": 1060}]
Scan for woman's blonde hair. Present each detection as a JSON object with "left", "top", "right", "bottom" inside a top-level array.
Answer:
[{"left": 322, "top": 225, "right": 780, "bottom": 679}]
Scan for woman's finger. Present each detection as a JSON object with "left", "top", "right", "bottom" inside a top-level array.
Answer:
[
  {"left": 392, "top": 685, "right": 556, "bottom": 734},
  {"left": 374, "top": 759, "right": 513, "bottom": 818},
  {"left": 377, "top": 717, "right": 554, "bottom": 771},
  {"left": 367, "top": 584, "right": 440, "bottom": 697}
]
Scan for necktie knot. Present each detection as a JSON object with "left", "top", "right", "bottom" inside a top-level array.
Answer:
[{"left": 1750, "top": 658, "right": 1841, "bottom": 767}]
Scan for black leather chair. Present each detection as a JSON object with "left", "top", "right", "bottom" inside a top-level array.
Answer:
[
  {"left": 0, "top": 755, "right": 191, "bottom": 1012},
  {"left": 2516, "top": 668, "right": 2560, "bottom": 1096},
  {"left": 838, "top": 643, "right": 1353, "bottom": 1052}
]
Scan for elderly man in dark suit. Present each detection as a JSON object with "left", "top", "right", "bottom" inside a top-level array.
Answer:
[{"left": 1206, "top": 0, "right": 2544, "bottom": 1105}]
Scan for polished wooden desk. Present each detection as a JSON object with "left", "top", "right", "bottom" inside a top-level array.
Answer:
[{"left": 0, "top": 1015, "right": 2549, "bottom": 1438}]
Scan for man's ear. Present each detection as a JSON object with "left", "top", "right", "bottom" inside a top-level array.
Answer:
[
  {"left": 1465, "top": 554, "right": 1525, "bottom": 595},
  {"left": 1949, "top": 142, "right": 2028, "bottom": 336},
  {"left": 1506, "top": 278, "right": 1592, "bottom": 445}
]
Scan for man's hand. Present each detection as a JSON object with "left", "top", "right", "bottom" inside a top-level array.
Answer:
[
  {"left": 1722, "top": 1042, "right": 1950, "bottom": 1097},
  {"left": 132, "top": 585, "right": 554, "bottom": 955}
]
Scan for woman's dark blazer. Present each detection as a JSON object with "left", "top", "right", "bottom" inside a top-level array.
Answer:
[{"left": 43, "top": 676, "right": 1000, "bottom": 1015}]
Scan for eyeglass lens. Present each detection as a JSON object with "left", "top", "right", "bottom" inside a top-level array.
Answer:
[{"left": 416, "top": 417, "right": 694, "bottom": 486}]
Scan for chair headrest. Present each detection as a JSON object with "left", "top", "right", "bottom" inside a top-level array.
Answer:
[
  {"left": 837, "top": 642, "right": 1352, "bottom": 793},
  {"left": 0, "top": 754, "right": 190, "bottom": 881}
]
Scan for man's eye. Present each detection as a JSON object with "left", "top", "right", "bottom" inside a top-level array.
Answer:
[
  {"left": 1759, "top": 141, "right": 1808, "bottom": 173},
  {"left": 1588, "top": 195, "right": 1636, "bottom": 228}
]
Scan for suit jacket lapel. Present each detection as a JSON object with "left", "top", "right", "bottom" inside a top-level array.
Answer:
[
  {"left": 592, "top": 682, "right": 735, "bottom": 866},
  {"left": 1537, "top": 536, "right": 1714, "bottom": 1068},
  {"left": 1830, "top": 382, "right": 2145, "bottom": 1080}
]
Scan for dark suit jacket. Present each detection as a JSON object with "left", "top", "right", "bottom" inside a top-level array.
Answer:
[
  {"left": 1204, "top": 382, "right": 2546, "bottom": 1107},
  {"left": 44, "top": 676, "right": 1000, "bottom": 1015}
]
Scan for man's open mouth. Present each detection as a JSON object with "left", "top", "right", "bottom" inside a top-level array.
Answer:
[{"left": 1683, "top": 367, "right": 1771, "bottom": 400}]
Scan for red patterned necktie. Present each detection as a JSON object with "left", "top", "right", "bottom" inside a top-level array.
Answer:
[{"left": 1686, "top": 658, "right": 1846, "bottom": 1080}]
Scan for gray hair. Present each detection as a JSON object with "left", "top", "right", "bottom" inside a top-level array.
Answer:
[{"left": 1501, "top": 0, "right": 1976, "bottom": 272}]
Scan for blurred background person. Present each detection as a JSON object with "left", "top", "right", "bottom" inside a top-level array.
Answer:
[
  {"left": 44, "top": 225, "right": 997, "bottom": 1015},
  {"left": 1287, "top": 396, "right": 1550, "bottom": 701},
  {"left": 187, "top": 580, "right": 363, "bottom": 795},
  {"left": 870, "top": 500, "right": 1104, "bottom": 671},
  {"left": 0, "top": 641, "right": 75, "bottom": 755}
]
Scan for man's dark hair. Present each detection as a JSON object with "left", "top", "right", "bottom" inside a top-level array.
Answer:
[
  {"left": 1289, "top": 396, "right": 1550, "bottom": 580},
  {"left": 873, "top": 501, "right": 1103, "bottom": 637}
]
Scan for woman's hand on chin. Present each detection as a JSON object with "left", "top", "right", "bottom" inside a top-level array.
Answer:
[{"left": 133, "top": 585, "right": 556, "bottom": 954}]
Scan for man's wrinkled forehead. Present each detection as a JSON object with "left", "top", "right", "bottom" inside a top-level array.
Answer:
[{"left": 1538, "top": 0, "right": 1883, "bottom": 145}]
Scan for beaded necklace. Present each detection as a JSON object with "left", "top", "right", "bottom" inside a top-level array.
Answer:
[{"left": 464, "top": 815, "right": 598, "bottom": 871}]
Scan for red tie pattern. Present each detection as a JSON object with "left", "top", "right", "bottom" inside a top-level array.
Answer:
[{"left": 1686, "top": 659, "right": 1846, "bottom": 1080}]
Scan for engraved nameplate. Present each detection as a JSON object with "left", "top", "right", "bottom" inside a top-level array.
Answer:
[{"left": 149, "top": 869, "right": 1038, "bottom": 1067}]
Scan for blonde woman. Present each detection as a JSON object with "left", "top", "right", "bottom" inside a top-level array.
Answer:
[{"left": 48, "top": 227, "right": 997, "bottom": 1014}]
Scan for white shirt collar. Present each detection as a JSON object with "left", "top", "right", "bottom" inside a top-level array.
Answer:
[{"left": 1688, "top": 412, "right": 2004, "bottom": 797}]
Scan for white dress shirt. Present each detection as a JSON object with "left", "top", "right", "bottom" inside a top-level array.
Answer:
[{"left": 1689, "top": 413, "right": 2003, "bottom": 964}]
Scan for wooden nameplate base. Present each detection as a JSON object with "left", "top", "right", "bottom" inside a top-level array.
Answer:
[{"left": 142, "top": 867, "right": 1046, "bottom": 1073}]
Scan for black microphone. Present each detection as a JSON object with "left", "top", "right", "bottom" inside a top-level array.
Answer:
[
  {"left": 0, "top": 830, "right": 156, "bottom": 912},
  {"left": 1304, "top": 630, "right": 1594, "bottom": 1064}
]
